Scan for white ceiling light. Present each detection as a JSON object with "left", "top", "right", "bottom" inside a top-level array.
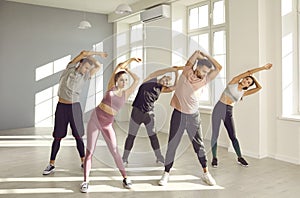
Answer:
[
  {"left": 78, "top": 12, "right": 92, "bottom": 29},
  {"left": 78, "top": 20, "right": 92, "bottom": 29},
  {"left": 115, "top": 3, "right": 132, "bottom": 14}
]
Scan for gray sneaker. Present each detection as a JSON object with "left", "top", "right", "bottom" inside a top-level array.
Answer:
[
  {"left": 80, "top": 182, "right": 88, "bottom": 193},
  {"left": 42, "top": 164, "right": 55, "bottom": 175}
]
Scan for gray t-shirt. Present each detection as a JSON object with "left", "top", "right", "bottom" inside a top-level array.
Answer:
[{"left": 57, "top": 62, "right": 90, "bottom": 103}]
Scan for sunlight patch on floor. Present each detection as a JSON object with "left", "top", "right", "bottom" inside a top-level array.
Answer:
[
  {"left": 0, "top": 175, "right": 205, "bottom": 182},
  {"left": 0, "top": 188, "right": 73, "bottom": 194},
  {"left": 86, "top": 182, "right": 224, "bottom": 193}
]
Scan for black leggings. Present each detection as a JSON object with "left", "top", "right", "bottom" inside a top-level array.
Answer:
[
  {"left": 211, "top": 101, "right": 242, "bottom": 159},
  {"left": 50, "top": 137, "right": 85, "bottom": 160},
  {"left": 50, "top": 102, "right": 85, "bottom": 161}
]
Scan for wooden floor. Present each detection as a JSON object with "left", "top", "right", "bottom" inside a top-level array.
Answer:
[{"left": 0, "top": 124, "right": 299, "bottom": 198}]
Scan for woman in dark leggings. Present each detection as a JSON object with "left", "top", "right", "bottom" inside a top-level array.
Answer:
[
  {"left": 211, "top": 63, "right": 272, "bottom": 168},
  {"left": 122, "top": 66, "right": 179, "bottom": 165}
]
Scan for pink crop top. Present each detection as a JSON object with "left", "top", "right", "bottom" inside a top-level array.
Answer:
[{"left": 101, "top": 87, "right": 125, "bottom": 112}]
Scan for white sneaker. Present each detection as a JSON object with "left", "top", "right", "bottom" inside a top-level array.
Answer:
[
  {"left": 122, "top": 178, "right": 132, "bottom": 189},
  {"left": 158, "top": 172, "right": 169, "bottom": 186},
  {"left": 201, "top": 172, "right": 216, "bottom": 186},
  {"left": 80, "top": 182, "right": 88, "bottom": 193}
]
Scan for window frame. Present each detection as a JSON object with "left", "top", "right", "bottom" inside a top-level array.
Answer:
[
  {"left": 280, "top": 0, "right": 300, "bottom": 119},
  {"left": 128, "top": 22, "right": 146, "bottom": 101},
  {"left": 187, "top": 0, "right": 227, "bottom": 108},
  {"left": 297, "top": 0, "right": 300, "bottom": 114}
]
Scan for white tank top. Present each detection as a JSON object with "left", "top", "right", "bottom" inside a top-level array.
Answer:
[{"left": 223, "top": 83, "right": 244, "bottom": 102}]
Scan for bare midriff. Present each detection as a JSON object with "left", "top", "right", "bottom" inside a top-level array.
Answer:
[
  {"left": 98, "top": 103, "right": 117, "bottom": 116},
  {"left": 219, "top": 94, "right": 235, "bottom": 106},
  {"left": 58, "top": 97, "right": 73, "bottom": 104}
]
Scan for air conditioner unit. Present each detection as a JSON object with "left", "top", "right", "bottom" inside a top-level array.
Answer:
[{"left": 140, "top": 4, "right": 170, "bottom": 23}]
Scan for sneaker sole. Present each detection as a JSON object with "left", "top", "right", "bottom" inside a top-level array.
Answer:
[
  {"left": 42, "top": 169, "right": 55, "bottom": 175},
  {"left": 123, "top": 184, "right": 132, "bottom": 189},
  {"left": 202, "top": 179, "right": 216, "bottom": 186},
  {"left": 237, "top": 162, "right": 249, "bottom": 167},
  {"left": 80, "top": 188, "right": 88, "bottom": 193},
  {"left": 201, "top": 178, "right": 217, "bottom": 186},
  {"left": 211, "top": 165, "right": 218, "bottom": 168}
]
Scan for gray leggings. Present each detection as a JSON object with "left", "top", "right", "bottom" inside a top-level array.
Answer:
[
  {"left": 164, "top": 109, "right": 207, "bottom": 172},
  {"left": 211, "top": 101, "right": 242, "bottom": 158},
  {"left": 122, "top": 107, "right": 163, "bottom": 161}
]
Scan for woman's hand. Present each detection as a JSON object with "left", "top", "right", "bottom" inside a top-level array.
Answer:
[
  {"left": 99, "top": 52, "right": 108, "bottom": 58},
  {"left": 264, "top": 63, "right": 272, "bottom": 70},
  {"left": 119, "top": 58, "right": 142, "bottom": 71},
  {"left": 132, "top": 58, "right": 142, "bottom": 63}
]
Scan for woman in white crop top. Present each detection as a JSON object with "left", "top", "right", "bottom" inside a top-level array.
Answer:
[{"left": 211, "top": 63, "right": 272, "bottom": 168}]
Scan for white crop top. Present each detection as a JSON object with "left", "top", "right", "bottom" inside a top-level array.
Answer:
[{"left": 222, "top": 83, "right": 244, "bottom": 102}]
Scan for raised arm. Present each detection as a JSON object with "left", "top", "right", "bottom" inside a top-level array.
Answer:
[
  {"left": 85, "top": 56, "right": 105, "bottom": 77},
  {"left": 243, "top": 76, "right": 262, "bottom": 97},
  {"left": 107, "top": 58, "right": 142, "bottom": 90},
  {"left": 161, "top": 66, "right": 182, "bottom": 93},
  {"left": 185, "top": 50, "right": 204, "bottom": 67},
  {"left": 70, "top": 50, "right": 107, "bottom": 65},
  {"left": 201, "top": 51, "right": 222, "bottom": 81},
  {"left": 144, "top": 67, "right": 178, "bottom": 82},
  {"left": 229, "top": 63, "right": 272, "bottom": 84},
  {"left": 124, "top": 67, "right": 140, "bottom": 99}
]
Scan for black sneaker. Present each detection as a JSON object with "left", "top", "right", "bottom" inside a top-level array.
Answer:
[
  {"left": 122, "top": 178, "right": 132, "bottom": 189},
  {"left": 238, "top": 157, "right": 249, "bottom": 167},
  {"left": 43, "top": 164, "right": 55, "bottom": 175},
  {"left": 81, "top": 163, "right": 84, "bottom": 169},
  {"left": 211, "top": 158, "right": 218, "bottom": 168}
]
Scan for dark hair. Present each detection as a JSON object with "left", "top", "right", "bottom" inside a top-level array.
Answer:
[
  {"left": 114, "top": 71, "right": 127, "bottom": 84},
  {"left": 242, "top": 76, "right": 255, "bottom": 90},
  {"left": 80, "top": 58, "right": 93, "bottom": 66},
  {"left": 196, "top": 58, "right": 214, "bottom": 69}
]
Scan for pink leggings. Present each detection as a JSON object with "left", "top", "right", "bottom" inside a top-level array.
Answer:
[{"left": 83, "top": 107, "right": 126, "bottom": 182}]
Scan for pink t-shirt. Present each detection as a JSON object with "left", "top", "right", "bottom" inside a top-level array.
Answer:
[{"left": 170, "top": 65, "right": 208, "bottom": 114}]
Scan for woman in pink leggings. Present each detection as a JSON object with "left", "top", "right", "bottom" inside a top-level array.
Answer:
[{"left": 80, "top": 57, "right": 141, "bottom": 192}]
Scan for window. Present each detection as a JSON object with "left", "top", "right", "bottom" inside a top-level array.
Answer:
[
  {"left": 85, "top": 42, "right": 105, "bottom": 113},
  {"left": 128, "top": 23, "right": 145, "bottom": 101},
  {"left": 35, "top": 84, "right": 59, "bottom": 127},
  {"left": 35, "top": 55, "right": 71, "bottom": 127},
  {"left": 281, "top": 0, "right": 300, "bottom": 118},
  {"left": 35, "top": 55, "right": 70, "bottom": 81},
  {"left": 188, "top": 0, "right": 227, "bottom": 107}
]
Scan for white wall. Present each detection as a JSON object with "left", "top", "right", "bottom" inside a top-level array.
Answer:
[
  {"left": 113, "top": 0, "right": 300, "bottom": 165},
  {"left": 219, "top": 0, "right": 300, "bottom": 165}
]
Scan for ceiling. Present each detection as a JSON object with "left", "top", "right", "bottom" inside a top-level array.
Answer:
[
  {"left": 5, "top": 0, "right": 144, "bottom": 14},
  {"left": 5, "top": 0, "right": 202, "bottom": 15}
]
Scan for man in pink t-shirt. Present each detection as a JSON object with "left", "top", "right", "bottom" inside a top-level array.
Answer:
[{"left": 158, "top": 50, "right": 222, "bottom": 186}]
